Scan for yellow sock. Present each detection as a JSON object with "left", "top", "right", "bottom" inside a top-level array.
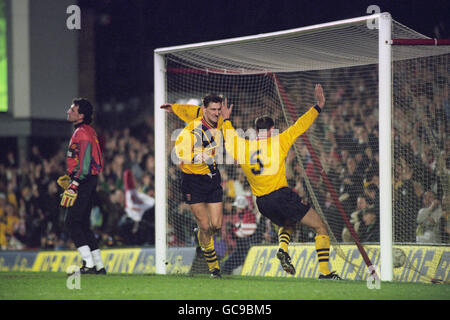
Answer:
[
  {"left": 198, "top": 231, "right": 220, "bottom": 271},
  {"left": 315, "top": 234, "right": 331, "bottom": 275},
  {"left": 278, "top": 226, "right": 293, "bottom": 253}
]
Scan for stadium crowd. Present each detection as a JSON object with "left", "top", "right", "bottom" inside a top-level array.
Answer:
[{"left": 0, "top": 64, "right": 448, "bottom": 266}]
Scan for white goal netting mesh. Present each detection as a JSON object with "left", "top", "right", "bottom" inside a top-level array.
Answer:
[{"left": 161, "top": 18, "right": 449, "bottom": 277}]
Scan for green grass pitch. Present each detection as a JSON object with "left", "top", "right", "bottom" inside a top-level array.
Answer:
[{"left": 0, "top": 272, "right": 448, "bottom": 300}]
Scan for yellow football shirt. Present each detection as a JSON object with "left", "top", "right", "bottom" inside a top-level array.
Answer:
[
  {"left": 172, "top": 104, "right": 224, "bottom": 175},
  {"left": 222, "top": 106, "right": 320, "bottom": 196}
]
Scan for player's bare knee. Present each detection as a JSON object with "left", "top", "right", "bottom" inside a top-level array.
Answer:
[
  {"left": 196, "top": 222, "right": 210, "bottom": 235},
  {"left": 209, "top": 225, "right": 221, "bottom": 235}
]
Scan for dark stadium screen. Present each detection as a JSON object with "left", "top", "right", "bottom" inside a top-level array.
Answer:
[{"left": 0, "top": 0, "right": 7, "bottom": 112}]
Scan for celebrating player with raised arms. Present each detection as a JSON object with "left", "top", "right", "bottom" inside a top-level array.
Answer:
[{"left": 221, "top": 84, "right": 341, "bottom": 279}]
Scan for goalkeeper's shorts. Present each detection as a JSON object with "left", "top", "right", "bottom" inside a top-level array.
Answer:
[
  {"left": 181, "top": 171, "right": 223, "bottom": 204},
  {"left": 256, "top": 187, "right": 311, "bottom": 226}
]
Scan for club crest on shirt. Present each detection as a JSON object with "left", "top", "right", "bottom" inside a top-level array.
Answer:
[{"left": 67, "top": 143, "right": 78, "bottom": 159}]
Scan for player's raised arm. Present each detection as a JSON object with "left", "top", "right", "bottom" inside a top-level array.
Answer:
[
  {"left": 278, "top": 83, "right": 325, "bottom": 152},
  {"left": 221, "top": 100, "right": 248, "bottom": 163},
  {"left": 315, "top": 83, "right": 325, "bottom": 109}
]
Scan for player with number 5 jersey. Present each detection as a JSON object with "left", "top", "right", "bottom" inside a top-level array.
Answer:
[
  {"left": 221, "top": 84, "right": 341, "bottom": 280},
  {"left": 221, "top": 103, "right": 320, "bottom": 197}
]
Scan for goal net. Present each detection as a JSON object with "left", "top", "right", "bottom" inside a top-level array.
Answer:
[{"left": 155, "top": 13, "right": 450, "bottom": 281}]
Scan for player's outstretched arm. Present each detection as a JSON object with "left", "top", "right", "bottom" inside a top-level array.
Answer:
[
  {"left": 161, "top": 103, "right": 202, "bottom": 123},
  {"left": 278, "top": 84, "right": 325, "bottom": 153}
]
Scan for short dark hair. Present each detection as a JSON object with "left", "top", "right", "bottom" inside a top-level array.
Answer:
[
  {"left": 255, "top": 115, "right": 274, "bottom": 131},
  {"left": 72, "top": 98, "right": 93, "bottom": 124},
  {"left": 202, "top": 94, "right": 223, "bottom": 108}
]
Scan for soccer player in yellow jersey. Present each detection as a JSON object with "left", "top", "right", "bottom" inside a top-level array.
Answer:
[
  {"left": 161, "top": 94, "right": 225, "bottom": 278},
  {"left": 221, "top": 84, "right": 341, "bottom": 279}
]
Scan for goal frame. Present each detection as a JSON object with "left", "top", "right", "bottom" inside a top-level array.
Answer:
[{"left": 154, "top": 12, "right": 394, "bottom": 280}]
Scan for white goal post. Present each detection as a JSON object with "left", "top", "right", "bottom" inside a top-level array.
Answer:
[
  {"left": 154, "top": 13, "right": 449, "bottom": 281},
  {"left": 154, "top": 52, "right": 167, "bottom": 275},
  {"left": 378, "top": 13, "right": 393, "bottom": 281}
]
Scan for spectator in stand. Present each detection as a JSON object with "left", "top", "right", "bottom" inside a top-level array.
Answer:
[
  {"left": 172, "top": 202, "right": 196, "bottom": 246},
  {"left": 338, "top": 156, "right": 364, "bottom": 215},
  {"left": 110, "top": 188, "right": 131, "bottom": 243},
  {"left": 394, "top": 161, "right": 420, "bottom": 242},
  {"left": 0, "top": 192, "right": 5, "bottom": 215},
  {"left": 342, "top": 193, "right": 373, "bottom": 242},
  {"left": 322, "top": 191, "right": 343, "bottom": 242},
  {"left": 364, "top": 183, "right": 379, "bottom": 212},
  {"left": 140, "top": 172, "right": 155, "bottom": 197},
  {"left": 220, "top": 195, "right": 236, "bottom": 258},
  {"left": 30, "top": 145, "right": 44, "bottom": 166},
  {"left": 325, "top": 150, "right": 343, "bottom": 191},
  {"left": 40, "top": 181, "right": 63, "bottom": 238},
  {"left": 357, "top": 207, "right": 379, "bottom": 243},
  {"left": 19, "top": 185, "right": 45, "bottom": 248},
  {"left": 222, "top": 195, "right": 257, "bottom": 275},
  {"left": 416, "top": 191, "right": 442, "bottom": 243},
  {"left": 3, "top": 202, "right": 24, "bottom": 250}
]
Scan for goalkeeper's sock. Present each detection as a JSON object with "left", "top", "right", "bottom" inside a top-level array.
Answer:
[
  {"left": 91, "top": 249, "right": 105, "bottom": 271},
  {"left": 315, "top": 234, "right": 331, "bottom": 275},
  {"left": 77, "top": 245, "right": 94, "bottom": 268},
  {"left": 198, "top": 232, "right": 220, "bottom": 271},
  {"left": 278, "top": 226, "right": 293, "bottom": 253}
]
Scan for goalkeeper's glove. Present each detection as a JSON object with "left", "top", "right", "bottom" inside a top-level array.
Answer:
[
  {"left": 57, "top": 175, "right": 70, "bottom": 190},
  {"left": 60, "top": 181, "right": 79, "bottom": 208}
]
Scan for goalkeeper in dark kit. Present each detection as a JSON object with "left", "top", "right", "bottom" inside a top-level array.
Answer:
[{"left": 58, "top": 98, "right": 106, "bottom": 275}]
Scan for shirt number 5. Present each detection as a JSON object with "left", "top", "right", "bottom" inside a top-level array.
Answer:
[{"left": 250, "top": 150, "right": 264, "bottom": 175}]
